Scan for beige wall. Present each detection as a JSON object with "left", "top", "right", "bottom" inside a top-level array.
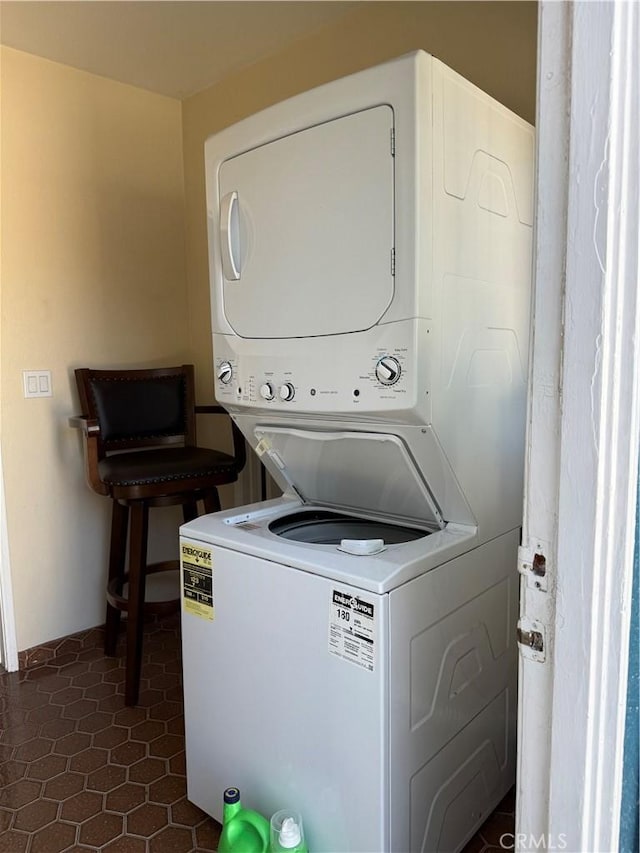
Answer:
[
  {"left": 1, "top": 47, "right": 190, "bottom": 650},
  {"left": 182, "top": 1, "right": 538, "bottom": 400},
  {"left": 0, "top": 1, "right": 537, "bottom": 652}
]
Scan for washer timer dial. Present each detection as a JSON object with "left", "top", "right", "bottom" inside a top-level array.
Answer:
[{"left": 375, "top": 356, "right": 401, "bottom": 385}]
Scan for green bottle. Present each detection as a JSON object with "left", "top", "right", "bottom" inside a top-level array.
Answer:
[{"left": 218, "top": 787, "right": 271, "bottom": 853}]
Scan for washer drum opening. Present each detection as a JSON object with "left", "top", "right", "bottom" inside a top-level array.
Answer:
[{"left": 269, "top": 509, "right": 430, "bottom": 545}]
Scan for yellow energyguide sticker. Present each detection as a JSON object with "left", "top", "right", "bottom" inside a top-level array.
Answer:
[{"left": 180, "top": 539, "right": 214, "bottom": 621}]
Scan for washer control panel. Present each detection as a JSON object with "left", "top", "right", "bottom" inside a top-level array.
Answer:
[{"left": 213, "top": 320, "right": 430, "bottom": 416}]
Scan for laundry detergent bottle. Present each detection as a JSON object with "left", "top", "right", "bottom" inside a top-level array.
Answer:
[
  {"left": 269, "top": 809, "right": 308, "bottom": 853},
  {"left": 218, "top": 787, "right": 271, "bottom": 853}
]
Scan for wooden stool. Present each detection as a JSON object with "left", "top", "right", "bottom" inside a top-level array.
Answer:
[{"left": 71, "top": 365, "right": 245, "bottom": 705}]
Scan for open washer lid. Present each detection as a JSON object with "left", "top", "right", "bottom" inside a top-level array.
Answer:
[{"left": 254, "top": 426, "right": 444, "bottom": 530}]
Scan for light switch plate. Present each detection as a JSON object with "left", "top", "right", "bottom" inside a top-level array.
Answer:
[{"left": 23, "top": 370, "right": 52, "bottom": 398}]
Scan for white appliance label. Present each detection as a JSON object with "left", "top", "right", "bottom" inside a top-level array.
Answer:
[
  {"left": 328, "top": 589, "right": 376, "bottom": 672},
  {"left": 180, "top": 540, "right": 214, "bottom": 621}
]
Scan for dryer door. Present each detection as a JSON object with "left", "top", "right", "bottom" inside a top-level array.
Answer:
[{"left": 218, "top": 105, "right": 395, "bottom": 339}]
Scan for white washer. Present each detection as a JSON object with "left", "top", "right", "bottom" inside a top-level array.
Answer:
[
  {"left": 181, "top": 496, "right": 519, "bottom": 853},
  {"left": 181, "top": 50, "right": 534, "bottom": 852}
]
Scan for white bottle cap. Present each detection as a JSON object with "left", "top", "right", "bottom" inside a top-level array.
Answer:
[{"left": 279, "top": 816, "right": 302, "bottom": 848}]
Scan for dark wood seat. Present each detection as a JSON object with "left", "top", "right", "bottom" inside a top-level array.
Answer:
[{"left": 71, "top": 365, "right": 245, "bottom": 705}]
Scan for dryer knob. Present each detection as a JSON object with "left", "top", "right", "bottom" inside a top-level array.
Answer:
[
  {"left": 217, "top": 362, "right": 233, "bottom": 384},
  {"left": 260, "top": 382, "right": 275, "bottom": 401},
  {"left": 375, "top": 356, "right": 401, "bottom": 385},
  {"left": 279, "top": 382, "right": 295, "bottom": 402}
]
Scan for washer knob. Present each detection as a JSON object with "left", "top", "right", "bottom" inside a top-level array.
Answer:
[
  {"left": 375, "top": 356, "right": 401, "bottom": 385},
  {"left": 260, "top": 382, "right": 275, "bottom": 401},
  {"left": 217, "top": 362, "right": 233, "bottom": 384},
  {"left": 279, "top": 382, "right": 295, "bottom": 402}
]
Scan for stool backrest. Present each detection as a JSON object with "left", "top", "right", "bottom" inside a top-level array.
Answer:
[{"left": 75, "top": 365, "right": 197, "bottom": 454}]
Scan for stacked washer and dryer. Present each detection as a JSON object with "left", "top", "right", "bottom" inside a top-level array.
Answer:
[{"left": 180, "top": 51, "right": 534, "bottom": 853}]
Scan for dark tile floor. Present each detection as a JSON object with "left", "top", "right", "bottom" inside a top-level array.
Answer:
[
  {"left": 1, "top": 614, "right": 513, "bottom": 852},
  {"left": 0, "top": 614, "right": 220, "bottom": 852},
  {"left": 461, "top": 788, "right": 515, "bottom": 853}
]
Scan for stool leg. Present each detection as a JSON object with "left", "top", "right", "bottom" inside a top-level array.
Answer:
[
  {"left": 125, "top": 501, "right": 149, "bottom": 706},
  {"left": 105, "top": 500, "right": 129, "bottom": 657},
  {"left": 203, "top": 489, "right": 221, "bottom": 515},
  {"left": 182, "top": 501, "right": 198, "bottom": 523}
]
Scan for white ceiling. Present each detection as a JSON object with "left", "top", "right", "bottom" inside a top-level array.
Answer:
[{"left": 0, "top": 1, "right": 359, "bottom": 99}]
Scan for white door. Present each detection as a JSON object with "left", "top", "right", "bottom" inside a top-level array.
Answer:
[{"left": 218, "top": 106, "right": 395, "bottom": 338}]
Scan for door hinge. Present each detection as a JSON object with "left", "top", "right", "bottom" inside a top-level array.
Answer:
[
  {"left": 390, "top": 128, "right": 395, "bottom": 156},
  {"left": 391, "top": 248, "right": 396, "bottom": 276},
  {"left": 517, "top": 619, "right": 546, "bottom": 662}
]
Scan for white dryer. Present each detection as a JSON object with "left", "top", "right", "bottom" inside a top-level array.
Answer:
[{"left": 180, "top": 51, "right": 534, "bottom": 852}]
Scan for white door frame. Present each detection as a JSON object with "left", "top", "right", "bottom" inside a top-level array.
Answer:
[
  {"left": 517, "top": 1, "right": 639, "bottom": 851},
  {"left": 0, "top": 446, "right": 19, "bottom": 671}
]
